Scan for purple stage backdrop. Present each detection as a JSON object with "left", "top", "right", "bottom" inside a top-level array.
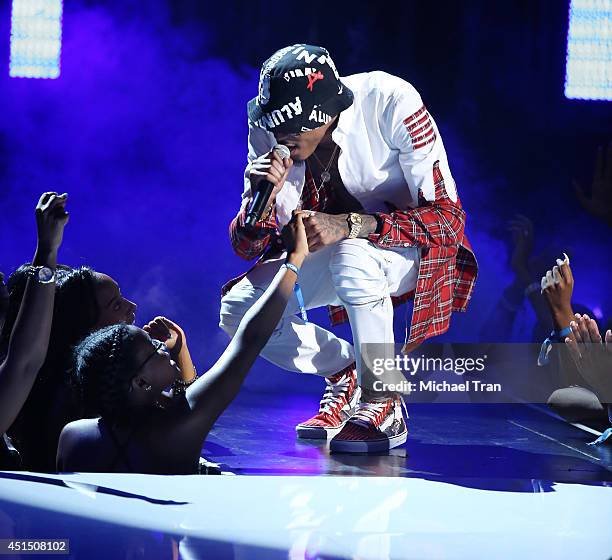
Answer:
[{"left": 0, "top": 1, "right": 610, "bottom": 393}]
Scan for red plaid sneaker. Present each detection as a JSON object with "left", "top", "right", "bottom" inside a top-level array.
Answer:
[
  {"left": 295, "top": 365, "right": 360, "bottom": 439},
  {"left": 329, "top": 396, "right": 408, "bottom": 453}
]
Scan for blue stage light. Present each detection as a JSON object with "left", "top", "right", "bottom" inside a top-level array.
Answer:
[
  {"left": 9, "top": 0, "right": 63, "bottom": 79},
  {"left": 565, "top": 0, "right": 612, "bottom": 101}
]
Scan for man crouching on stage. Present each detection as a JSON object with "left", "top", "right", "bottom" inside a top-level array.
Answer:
[{"left": 220, "top": 44, "right": 477, "bottom": 453}]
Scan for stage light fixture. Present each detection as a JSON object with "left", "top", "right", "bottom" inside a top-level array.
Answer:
[
  {"left": 565, "top": 0, "right": 612, "bottom": 101},
  {"left": 9, "top": 0, "right": 63, "bottom": 79}
]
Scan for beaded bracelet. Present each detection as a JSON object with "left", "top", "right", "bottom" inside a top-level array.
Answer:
[{"left": 173, "top": 369, "right": 198, "bottom": 393}]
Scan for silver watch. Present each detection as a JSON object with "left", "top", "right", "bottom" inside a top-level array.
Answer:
[{"left": 29, "top": 266, "right": 56, "bottom": 284}]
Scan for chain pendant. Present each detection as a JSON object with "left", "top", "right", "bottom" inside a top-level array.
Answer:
[{"left": 320, "top": 171, "right": 331, "bottom": 183}]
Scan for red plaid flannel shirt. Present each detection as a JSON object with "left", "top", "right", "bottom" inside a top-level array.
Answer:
[{"left": 227, "top": 161, "right": 477, "bottom": 346}]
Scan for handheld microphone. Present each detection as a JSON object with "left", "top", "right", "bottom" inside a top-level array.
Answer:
[{"left": 245, "top": 144, "right": 291, "bottom": 229}]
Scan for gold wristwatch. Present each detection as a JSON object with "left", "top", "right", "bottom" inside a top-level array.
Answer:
[{"left": 346, "top": 213, "right": 363, "bottom": 239}]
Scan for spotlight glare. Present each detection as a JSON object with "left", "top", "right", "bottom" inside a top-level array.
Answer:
[
  {"left": 9, "top": 0, "right": 63, "bottom": 79},
  {"left": 565, "top": 0, "right": 612, "bottom": 101}
]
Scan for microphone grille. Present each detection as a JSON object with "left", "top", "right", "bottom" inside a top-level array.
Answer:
[{"left": 274, "top": 144, "right": 291, "bottom": 159}]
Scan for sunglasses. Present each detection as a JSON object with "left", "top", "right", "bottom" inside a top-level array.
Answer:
[{"left": 135, "top": 339, "right": 169, "bottom": 373}]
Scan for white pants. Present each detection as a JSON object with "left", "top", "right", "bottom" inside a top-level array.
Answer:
[{"left": 219, "top": 239, "right": 420, "bottom": 384}]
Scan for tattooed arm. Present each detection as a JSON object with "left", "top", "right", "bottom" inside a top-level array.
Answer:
[{"left": 301, "top": 212, "right": 378, "bottom": 252}]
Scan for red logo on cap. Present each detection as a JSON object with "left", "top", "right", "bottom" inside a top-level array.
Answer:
[{"left": 306, "top": 71, "right": 324, "bottom": 92}]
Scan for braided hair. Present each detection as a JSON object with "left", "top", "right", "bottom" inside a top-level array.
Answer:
[{"left": 73, "top": 324, "right": 141, "bottom": 425}]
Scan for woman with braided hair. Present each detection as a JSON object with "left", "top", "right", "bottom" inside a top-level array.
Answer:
[{"left": 57, "top": 212, "right": 309, "bottom": 474}]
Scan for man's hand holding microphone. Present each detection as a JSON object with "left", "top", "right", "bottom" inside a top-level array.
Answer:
[{"left": 245, "top": 145, "right": 293, "bottom": 228}]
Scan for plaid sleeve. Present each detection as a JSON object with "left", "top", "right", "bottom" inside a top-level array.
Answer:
[
  {"left": 229, "top": 201, "right": 278, "bottom": 261},
  {"left": 368, "top": 162, "right": 465, "bottom": 249},
  {"left": 229, "top": 123, "right": 279, "bottom": 260}
]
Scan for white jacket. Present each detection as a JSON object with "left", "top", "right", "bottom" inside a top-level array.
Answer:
[{"left": 243, "top": 71, "right": 457, "bottom": 227}]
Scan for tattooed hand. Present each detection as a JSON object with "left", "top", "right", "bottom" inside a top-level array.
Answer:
[{"left": 299, "top": 211, "right": 349, "bottom": 252}]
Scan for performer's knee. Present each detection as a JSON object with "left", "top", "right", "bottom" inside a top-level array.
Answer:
[
  {"left": 329, "top": 239, "right": 387, "bottom": 305},
  {"left": 218, "top": 306, "right": 239, "bottom": 337},
  {"left": 219, "top": 285, "right": 260, "bottom": 337}
]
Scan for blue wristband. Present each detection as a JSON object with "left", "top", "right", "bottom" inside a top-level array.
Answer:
[
  {"left": 554, "top": 326, "right": 573, "bottom": 340},
  {"left": 283, "top": 262, "right": 299, "bottom": 275},
  {"left": 282, "top": 263, "right": 308, "bottom": 323},
  {"left": 537, "top": 326, "right": 572, "bottom": 366}
]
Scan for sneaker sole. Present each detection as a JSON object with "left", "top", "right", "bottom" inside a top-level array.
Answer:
[
  {"left": 329, "top": 429, "right": 407, "bottom": 453},
  {"left": 295, "top": 424, "right": 344, "bottom": 440}
]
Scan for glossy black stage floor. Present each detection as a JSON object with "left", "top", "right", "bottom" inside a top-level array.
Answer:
[{"left": 204, "top": 390, "right": 612, "bottom": 485}]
